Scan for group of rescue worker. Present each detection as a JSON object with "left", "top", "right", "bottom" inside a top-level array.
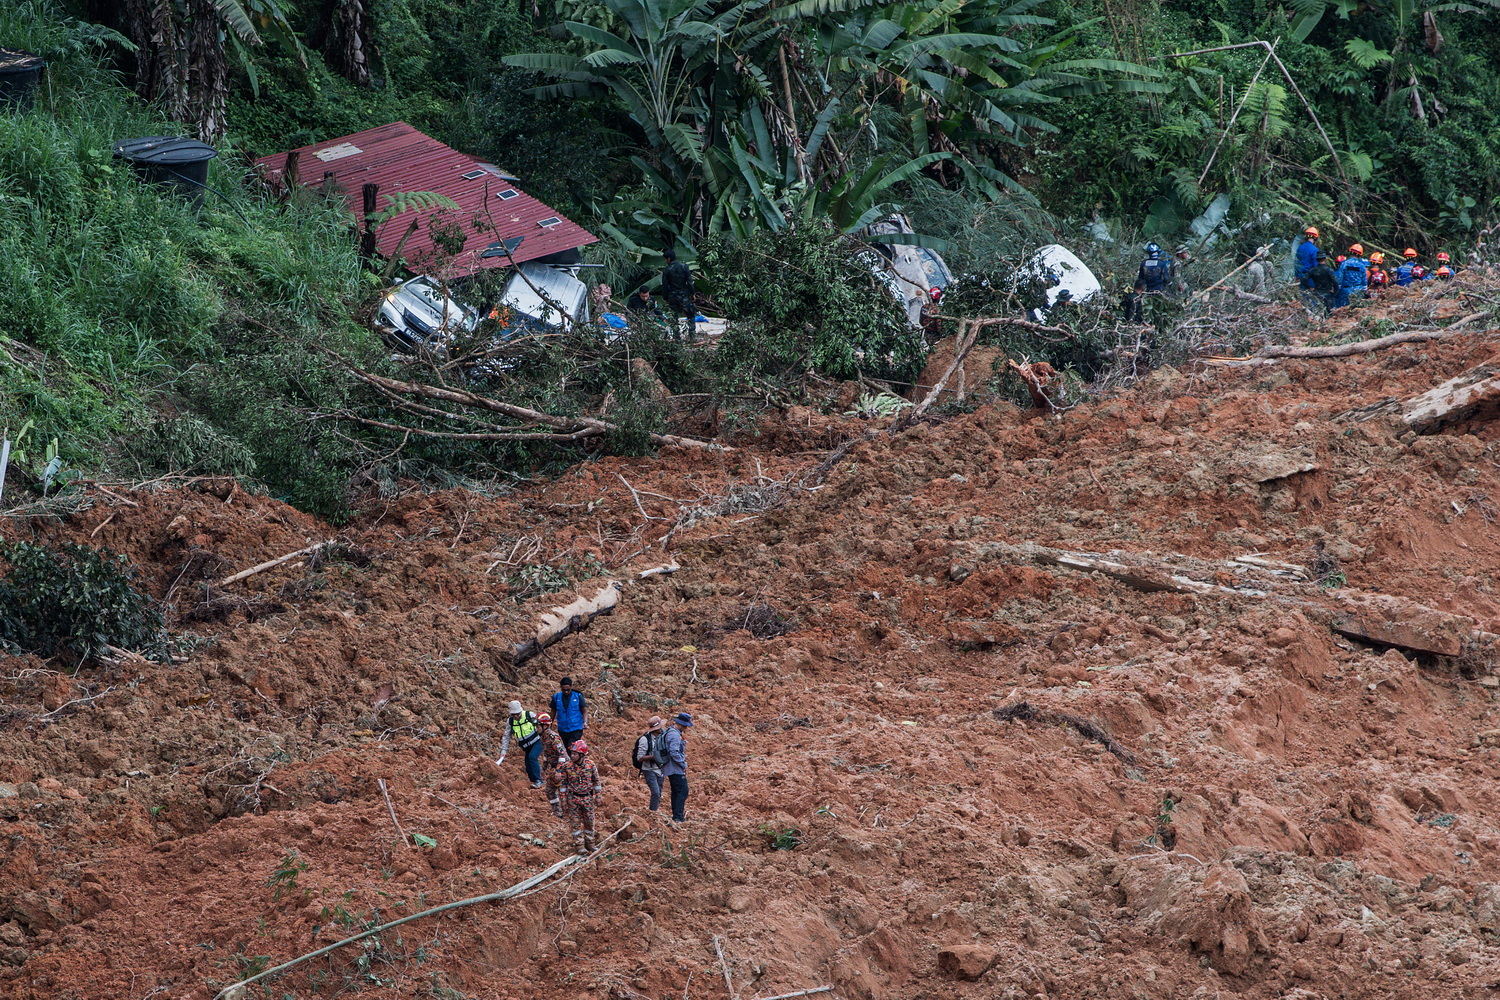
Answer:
[
  {"left": 496, "top": 690, "right": 603, "bottom": 856},
  {"left": 1124, "top": 227, "right": 1463, "bottom": 322},
  {"left": 1293, "top": 226, "right": 1458, "bottom": 314}
]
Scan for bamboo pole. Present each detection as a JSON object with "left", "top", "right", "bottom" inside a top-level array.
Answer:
[{"left": 213, "top": 823, "right": 630, "bottom": 999}]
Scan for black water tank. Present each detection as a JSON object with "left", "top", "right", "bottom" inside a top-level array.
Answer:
[
  {"left": 112, "top": 136, "right": 219, "bottom": 207},
  {"left": 0, "top": 48, "right": 45, "bottom": 111}
]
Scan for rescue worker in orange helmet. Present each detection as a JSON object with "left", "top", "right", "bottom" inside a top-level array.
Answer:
[
  {"left": 1395, "top": 250, "right": 1419, "bottom": 286},
  {"left": 1435, "top": 251, "right": 1454, "bottom": 275},
  {"left": 1435, "top": 265, "right": 1454, "bottom": 281},
  {"left": 556, "top": 740, "right": 602, "bottom": 855},
  {"left": 1366, "top": 251, "right": 1390, "bottom": 295},
  {"left": 1294, "top": 226, "right": 1320, "bottom": 280}
]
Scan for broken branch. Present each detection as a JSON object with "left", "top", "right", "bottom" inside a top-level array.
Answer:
[
  {"left": 327, "top": 353, "right": 724, "bottom": 451},
  {"left": 216, "top": 542, "right": 331, "bottom": 587},
  {"left": 213, "top": 823, "right": 629, "bottom": 1000},
  {"left": 377, "top": 778, "right": 411, "bottom": 848}
]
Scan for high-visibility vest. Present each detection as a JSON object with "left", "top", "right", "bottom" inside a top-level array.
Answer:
[{"left": 510, "top": 713, "right": 540, "bottom": 748}]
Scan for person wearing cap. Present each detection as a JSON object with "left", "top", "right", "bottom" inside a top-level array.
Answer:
[
  {"left": 550, "top": 676, "right": 588, "bottom": 749},
  {"left": 556, "top": 739, "right": 603, "bottom": 854},
  {"left": 1395, "top": 249, "right": 1420, "bottom": 286},
  {"left": 633, "top": 716, "right": 668, "bottom": 812},
  {"left": 919, "top": 287, "right": 943, "bottom": 342},
  {"left": 663, "top": 711, "right": 694, "bottom": 823},
  {"left": 496, "top": 701, "right": 545, "bottom": 788},
  {"left": 538, "top": 713, "right": 568, "bottom": 817},
  {"left": 1301, "top": 251, "right": 1338, "bottom": 315},
  {"left": 1294, "top": 226, "right": 1320, "bottom": 281}
]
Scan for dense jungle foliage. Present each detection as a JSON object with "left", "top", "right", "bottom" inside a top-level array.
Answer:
[{"left": 1, "top": 0, "right": 1498, "bottom": 518}]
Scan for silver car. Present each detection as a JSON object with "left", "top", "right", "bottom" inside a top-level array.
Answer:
[{"left": 375, "top": 275, "right": 479, "bottom": 351}]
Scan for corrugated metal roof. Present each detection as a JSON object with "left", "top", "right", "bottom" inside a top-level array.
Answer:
[{"left": 254, "top": 122, "right": 597, "bottom": 274}]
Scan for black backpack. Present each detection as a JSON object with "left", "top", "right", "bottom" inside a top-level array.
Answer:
[{"left": 633, "top": 730, "right": 667, "bottom": 769}]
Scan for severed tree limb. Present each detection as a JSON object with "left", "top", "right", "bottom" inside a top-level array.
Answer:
[
  {"left": 1252, "top": 322, "right": 1483, "bottom": 359},
  {"left": 323, "top": 410, "right": 606, "bottom": 443},
  {"left": 752, "top": 988, "right": 834, "bottom": 1000},
  {"left": 377, "top": 778, "right": 411, "bottom": 848},
  {"left": 213, "top": 823, "right": 630, "bottom": 1000},
  {"left": 216, "top": 542, "right": 331, "bottom": 587},
  {"left": 512, "top": 581, "right": 623, "bottom": 667},
  {"left": 328, "top": 352, "right": 724, "bottom": 451},
  {"left": 715, "top": 936, "right": 740, "bottom": 1000}
]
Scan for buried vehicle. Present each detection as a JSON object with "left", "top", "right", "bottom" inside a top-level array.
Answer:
[
  {"left": 374, "top": 264, "right": 591, "bottom": 355},
  {"left": 1019, "top": 244, "right": 1102, "bottom": 321},
  {"left": 864, "top": 214, "right": 955, "bottom": 328},
  {"left": 375, "top": 275, "right": 480, "bottom": 351}
]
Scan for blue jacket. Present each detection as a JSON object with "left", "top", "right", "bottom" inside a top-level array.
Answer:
[
  {"left": 1337, "top": 257, "right": 1369, "bottom": 291},
  {"left": 1394, "top": 262, "right": 1416, "bottom": 286},
  {"left": 550, "top": 690, "right": 587, "bottom": 732},
  {"left": 1137, "top": 255, "right": 1173, "bottom": 292},
  {"left": 662, "top": 726, "right": 688, "bottom": 777},
  {"left": 1294, "top": 239, "right": 1319, "bottom": 278}
]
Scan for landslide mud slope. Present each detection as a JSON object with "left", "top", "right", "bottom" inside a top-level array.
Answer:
[{"left": 4, "top": 303, "right": 1500, "bottom": 1000}]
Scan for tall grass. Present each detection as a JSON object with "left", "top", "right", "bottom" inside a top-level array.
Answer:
[{"left": 0, "top": 2, "right": 372, "bottom": 514}]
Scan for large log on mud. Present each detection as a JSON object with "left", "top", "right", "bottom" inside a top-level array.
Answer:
[
  {"left": 512, "top": 581, "right": 623, "bottom": 667},
  {"left": 1340, "top": 360, "right": 1500, "bottom": 433}
]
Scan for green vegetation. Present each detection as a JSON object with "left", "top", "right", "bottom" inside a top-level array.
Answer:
[
  {"left": 0, "top": 540, "right": 169, "bottom": 664},
  {"left": 3, "top": 0, "right": 1499, "bottom": 522}
]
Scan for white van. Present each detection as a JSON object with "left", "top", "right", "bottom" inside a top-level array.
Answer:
[{"left": 496, "top": 262, "right": 590, "bottom": 336}]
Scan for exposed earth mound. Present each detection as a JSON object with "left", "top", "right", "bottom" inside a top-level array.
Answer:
[{"left": 5, "top": 283, "right": 1500, "bottom": 1000}]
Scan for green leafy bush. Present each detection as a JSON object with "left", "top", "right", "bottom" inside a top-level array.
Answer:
[
  {"left": 0, "top": 541, "right": 169, "bottom": 663},
  {"left": 700, "top": 226, "right": 921, "bottom": 385}
]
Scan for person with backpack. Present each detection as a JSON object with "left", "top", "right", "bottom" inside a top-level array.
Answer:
[
  {"left": 1395, "top": 249, "right": 1419, "bottom": 286},
  {"left": 632, "top": 716, "right": 669, "bottom": 812},
  {"left": 495, "top": 700, "right": 545, "bottom": 788},
  {"left": 663, "top": 712, "right": 694, "bottom": 823},
  {"left": 549, "top": 676, "right": 588, "bottom": 749}
]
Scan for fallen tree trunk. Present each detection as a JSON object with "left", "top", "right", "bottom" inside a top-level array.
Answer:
[
  {"left": 213, "top": 823, "right": 630, "bottom": 999},
  {"left": 512, "top": 581, "right": 623, "bottom": 667},
  {"left": 328, "top": 354, "right": 725, "bottom": 451},
  {"left": 1253, "top": 312, "right": 1488, "bottom": 359}
]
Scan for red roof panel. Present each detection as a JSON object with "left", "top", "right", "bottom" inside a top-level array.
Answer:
[{"left": 254, "top": 122, "right": 597, "bottom": 274}]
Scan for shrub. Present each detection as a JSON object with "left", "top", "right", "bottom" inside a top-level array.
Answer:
[{"left": 0, "top": 541, "right": 169, "bottom": 664}]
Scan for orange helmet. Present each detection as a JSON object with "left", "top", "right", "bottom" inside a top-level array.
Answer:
[
  {"left": 1304, "top": 226, "right": 1320, "bottom": 238},
  {"left": 1436, "top": 251, "right": 1451, "bottom": 262},
  {"left": 1369, "top": 251, "right": 1384, "bottom": 264},
  {"left": 1403, "top": 248, "right": 1418, "bottom": 259},
  {"left": 1349, "top": 243, "right": 1364, "bottom": 255}
]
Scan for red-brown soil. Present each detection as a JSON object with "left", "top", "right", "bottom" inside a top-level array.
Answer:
[{"left": 5, "top": 282, "right": 1500, "bottom": 1000}]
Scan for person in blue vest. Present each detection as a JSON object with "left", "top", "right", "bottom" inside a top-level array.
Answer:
[
  {"left": 496, "top": 700, "right": 545, "bottom": 788},
  {"left": 550, "top": 676, "right": 588, "bottom": 749},
  {"left": 1294, "top": 226, "right": 1320, "bottom": 281},
  {"left": 1334, "top": 243, "right": 1369, "bottom": 309},
  {"left": 1394, "top": 248, "right": 1419, "bottom": 286}
]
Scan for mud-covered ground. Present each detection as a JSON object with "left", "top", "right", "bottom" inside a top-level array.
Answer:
[{"left": 4, "top": 278, "right": 1500, "bottom": 1000}]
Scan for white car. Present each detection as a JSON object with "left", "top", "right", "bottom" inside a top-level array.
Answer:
[
  {"left": 494, "top": 261, "right": 590, "bottom": 335},
  {"left": 1019, "top": 244, "right": 1102, "bottom": 321},
  {"left": 376, "top": 275, "right": 478, "bottom": 351}
]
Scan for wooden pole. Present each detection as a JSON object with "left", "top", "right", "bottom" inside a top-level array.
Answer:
[
  {"left": 214, "top": 542, "right": 330, "bottom": 588},
  {"left": 714, "top": 936, "right": 739, "bottom": 1000},
  {"left": 377, "top": 778, "right": 410, "bottom": 848},
  {"left": 213, "top": 823, "right": 630, "bottom": 999}
]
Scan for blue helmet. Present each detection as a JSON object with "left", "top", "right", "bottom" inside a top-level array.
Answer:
[{"left": 1144, "top": 242, "right": 1161, "bottom": 257}]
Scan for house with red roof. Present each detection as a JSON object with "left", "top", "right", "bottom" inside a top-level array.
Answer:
[{"left": 254, "top": 121, "right": 597, "bottom": 275}]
